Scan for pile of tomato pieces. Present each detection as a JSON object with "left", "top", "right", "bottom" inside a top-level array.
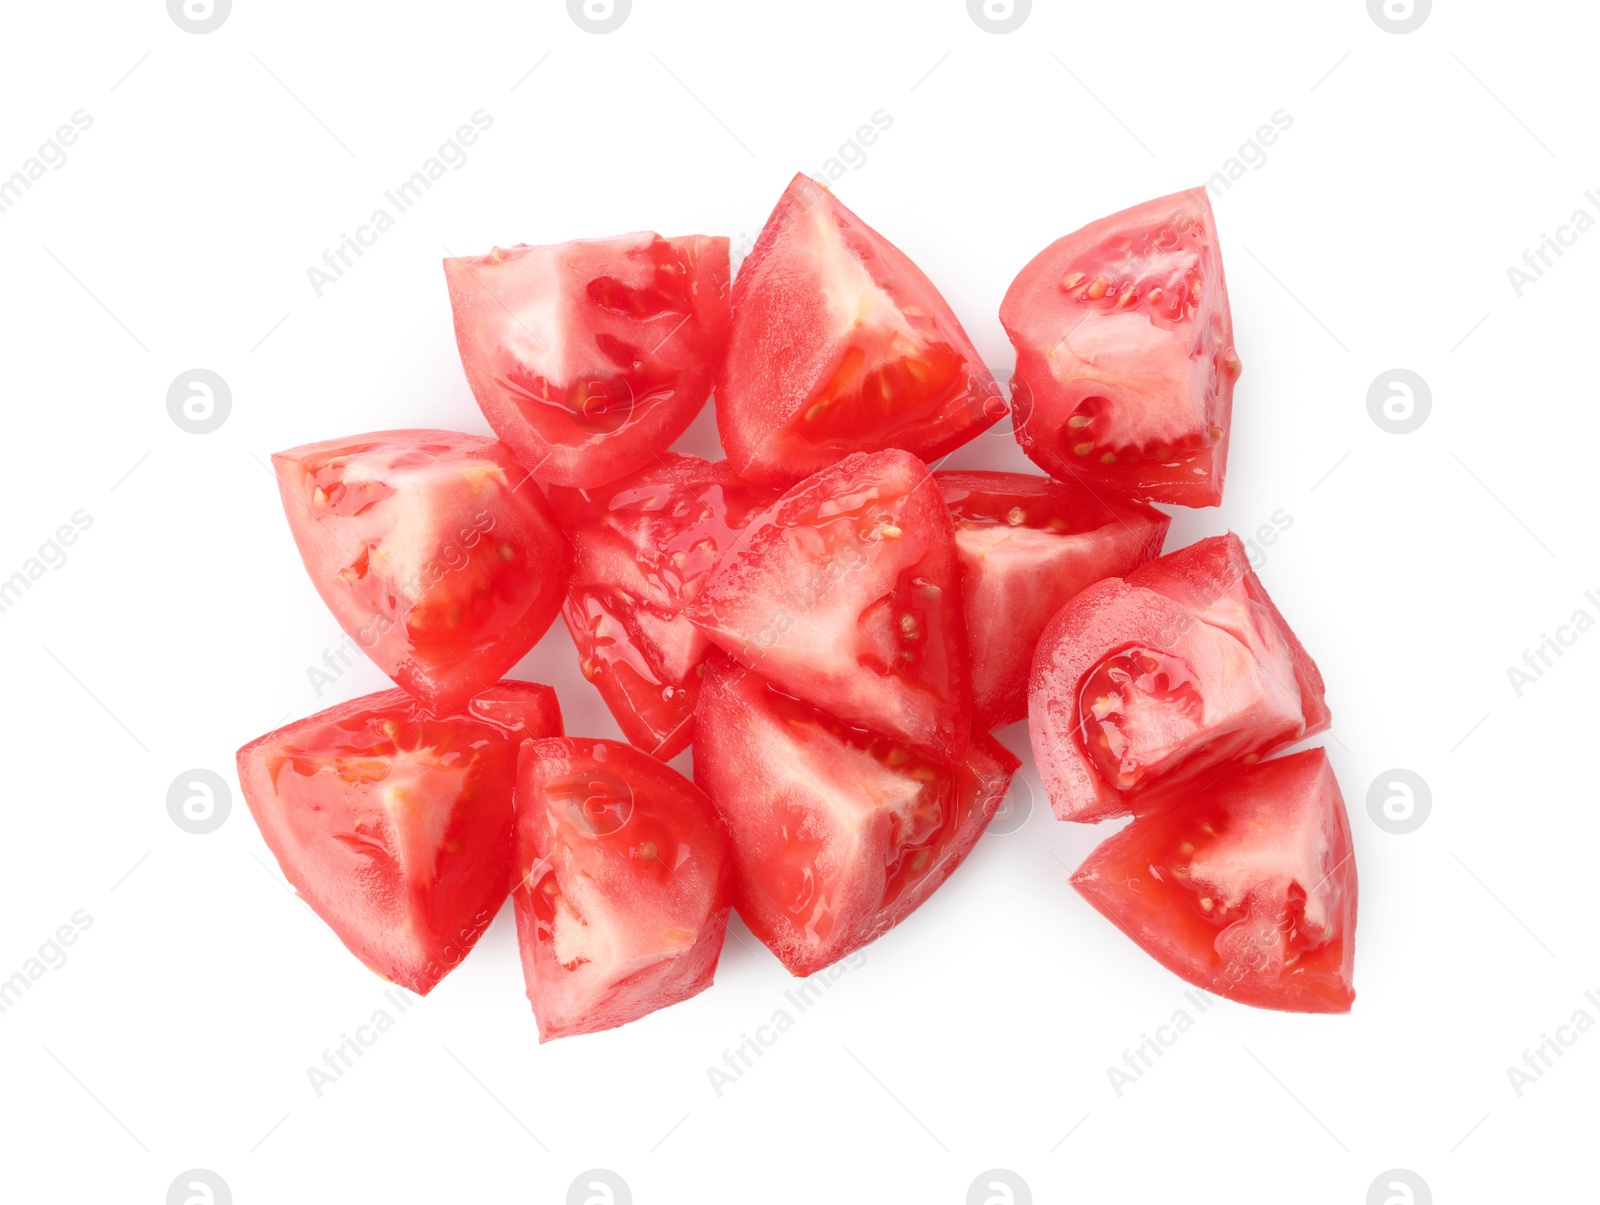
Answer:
[{"left": 237, "top": 174, "right": 1356, "bottom": 1039}]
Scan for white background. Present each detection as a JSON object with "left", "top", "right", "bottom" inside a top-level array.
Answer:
[{"left": 0, "top": 1, "right": 1593, "bottom": 1202}]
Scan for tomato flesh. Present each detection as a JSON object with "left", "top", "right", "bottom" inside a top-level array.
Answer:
[
  {"left": 511, "top": 738, "right": 732, "bottom": 1040},
  {"left": 936, "top": 470, "right": 1168, "bottom": 730},
  {"left": 1072, "top": 748, "right": 1356, "bottom": 1013},
  {"left": 718, "top": 174, "right": 1003, "bottom": 487},
  {"left": 1000, "top": 188, "right": 1238, "bottom": 506},
  {"left": 547, "top": 455, "right": 779, "bottom": 758},
  {"left": 693, "top": 661, "right": 1018, "bottom": 976},
  {"left": 1030, "top": 534, "right": 1328, "bottom": 822},
  {"left": 685, "top": 448, "right": 971, "bottom": 761},
  {"left": 445, "top": 232, "right": 730, "bottom": 489},
  {"left": 236, "top": 681, "right": 562, "bottom": 994},
  {"left": 274, "top": 430, "right": 569, "bottom": 717}
]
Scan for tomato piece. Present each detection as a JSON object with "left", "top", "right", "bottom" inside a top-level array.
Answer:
[
  {"left": 511, "top": 738, "right": 732, "bottom": 1040},
  {"left": 236, "top": 681, "right": 562, "bottom": 994},
  {"left": 684, "top": 448, "right": 971, "bottom": 761},
  {"left": 1030, "top": 534, "right": 1328, "bottom": 822},
  {"left": 718, "top": 174, "right": 1004, "bottom": 487},
  {"left": 1133, "top": 530, "right": 1330, "bottom": 737},
  {"left": 936, "top": 470, "right": 1168, "bottom": 730},
  {"left": 445, "top": 233, "right": 730, "bottom": 489},
  {"left": 693, "top": 661, "right": 1018, "bottom": 976},
  {"left": 1072, "top": 748, "right": 1356, "bottom": 1013},
  {"left": 273, "top": 430, "right": 569, "bottom": 718},
  {"left": 1000, "top": 188, "right": 1239, "bottom": 506},
  {"left": 546, "top": 455, "right": 779, "bottom": 759}
]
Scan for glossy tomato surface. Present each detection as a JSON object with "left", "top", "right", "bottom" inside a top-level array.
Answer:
[
  {"left": 718, "top": 174, "right": 1003, "bottom": 487},
  {"left": 547, "top": 455, "right": 778, "bottom": 759},
  {"left": 273, "top": 430, "right": 569, "bottom": 718},
  {"left": 512, "top": 738, "right": 732, "bottom": 1040},
  {"left": 1072, "top": 748, "right": 1357, "bottom": 1013},
  {"left": 1001, "top": 188, "right": 1238, "bottom": 506},
  {"left": 937, "top": 470, "right": 1168, "bottom": 730},
  {"left": 446, "top": 233, "right": 730, "bottom": 489},
  {"left": 694, "top": 661, "right": 1018, "bottom": 976},
  {"left": 685, "top": 448, "right": 971, "bottom": 761},
  {"left": 236, "top": 681, "right": 562, "bottom": 994},
  {"left": 1030, "top": 534, "right": 1327, "bottom": 822}
]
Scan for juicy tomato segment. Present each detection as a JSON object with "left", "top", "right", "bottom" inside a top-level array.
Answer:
[
  {"left": 685, "top": 449, "right": 971, "bottom": 761},
  {"left": 273, "top": 430, "right": 569, "bottom": 717},
  {"left": 1000, "top": 188, "right": 1238, "bottom": 506},
  {"left": 445, "top": 233, "right": 730, "bottom": 488},
  {"left": 548, "top": 455, "right": 779, "bottom": 758},
  {"left": 235, "top": 681, "right": 563, "bottom": 995},
  {"left": 693, "top": 661, "right": 1018, "bottom": 976},
  {"left": 936, "top": 471, "right": 1168, "bottom": 730},
  {"left": 718, "top": 174, "right": 1003, "bottom": 487},
  {"left": 1030, "top": 534, "right": 1327, "bottom": 822},
  {"left": 511, "top": 738, "right": 732, "bottom": 1040},
  {"left": 1071, "top": 748, "right": 1356, "bottom": 1013}
]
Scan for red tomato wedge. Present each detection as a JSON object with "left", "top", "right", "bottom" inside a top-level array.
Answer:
[
  {"left": 694, "top": 661, "right": 1019, "bottom": 976},
  {"left": 1072, "top": 748, "right": 1357, "bottom": 1013},
  {"left": 236, "top": 681, "right": 563, "bottom": 994},
  {"left": 445, "top": 233, "right": 731, "bottom": 489},
  {"left": 937, "top": 471, "right": 1169, "bottom": 731},
  {"left": 717, "top": 174, "right": 1004, "bottom": 487},
  {"left": 1001, "top": 188, "right": 1239, "bottom": 507},
  {"left": 547, "top": 455, "right": 779, "bottom": 759},
  {"left": 273, "top": 431, "right": 569, "bottom": 718},
  {"left": 511, "top": 738, "right": 732, "bottom": 1040},
  {"left": 684, "top": 448, "right": 971, "bottom": 761},
  {"left": 1031, "top": 534, "right": 1328, "bottom": 822}
]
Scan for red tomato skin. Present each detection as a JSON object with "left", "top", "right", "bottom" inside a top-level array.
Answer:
[
  {"left": 686, "top": 448, "right": 972, "bottom": 762},
  {"left": 236, "top": 681, "right": 563, "bottom": 995},
  {"left": 1072, "top": 748, "right": 1357, "bottom": 1013},
  {"left": 273, "top": 430, "right": 570, "bottom": 718},
  {"left": 547, "top": 455, "right": 779, "bottom": 759},
  {"left": 1030, "top": 533, "right": 1328, "bottom": 822},
  {"left": 445, "top": 233, "right": 730, "bottom": 489},
  {"left": 512, "top": 738, "right": 733, "bottom": 1041},
  {"left": 693, "top": 661, "right": 1018, "bottom": 977},
  {"left": 718, "top": 174, "right": 1003, "bottom": 487},
  {"left": 936, "top": 470, "right": 1169, "bottom": 730},
  {"left": 1000, "top": 188, "right": 1238, "bottom": 507}
]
